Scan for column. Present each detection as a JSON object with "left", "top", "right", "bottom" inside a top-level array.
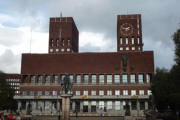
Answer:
[
  {"left": 88, "top": 101, "right": 91, "bottom": 113},
  {"left": 80, "top": 101, "right": 83, "bottom": 112},
  {"left": 72, "top": 101, "right": 75, "bottom": 112},
  {"left": 25, "top": 101, "right": 29, "bottom": 113},
  {"left": 112, "top": 101, "right": 115, "bottom": 112},
  {"left": 57, "top": 100, "right": 60, "bottom": 113},
  {"left": 145, "top": 101, "right": 148, "bottom": 110},
  {"left": 137, "top": 100, "right": 140, "bottom": 116},
  {"left": 129, "top": 100, "right": 132, "bottom": 115},
  {"left": 42, "top": 100, "right": 45, "bottom": 113},
  {"left": 120, "top": 101, "right": 124, "bottom": 115},
  {"left": 18, "top": 100, "right": 22, "bottom": 112},
  {"left": 104, "top": 101, "right": 107, "bottom": 112}
]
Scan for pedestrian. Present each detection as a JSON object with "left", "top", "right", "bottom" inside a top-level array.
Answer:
[
  {"left": 9, "top": 113, "right": 13, "bottom": 120},
  {"left": 0, "top": 113, "right": 4, "bottom": 120}
]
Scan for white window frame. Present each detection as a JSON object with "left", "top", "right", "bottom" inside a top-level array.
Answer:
[
  {"left": 99, "top": 90, "right": 104, "bottom": 96},
  {"left": 107, "top": 75, "right": 112, "bottom": 84},
  {"left": 84, "top": 90, "right": 88, "bottom": 95},
  {"left": 115, "top": 90, "right": 120, "bottom": 96},
  {"left": 131, "top": 90, "right": 136, "bottom": 95},
  {"left": 91, "top": 90, "right": 96, "bottom": 96},
  {"left": 123, "top": 90, "right": 128, "bottom": 95},
  {"left": 107, "top": 90, "right": 112, "bottom": 96}
]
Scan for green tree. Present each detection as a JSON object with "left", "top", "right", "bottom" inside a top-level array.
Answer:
[
  {"left": 169, "top": 28, "right": 180, "bottom": 112},
  {"left": 151, "top": 28, "right": 180, "bottom": 114},
  {"left": 151, "top": 68, "right": 171, "bottom": 110},
  {"left": 0, "top": 71, "right": 17, "bottom": 111}
]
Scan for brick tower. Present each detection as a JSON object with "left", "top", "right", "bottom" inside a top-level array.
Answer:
[
  {"left": 48, "top": 17, "right": 79, "bottom": 53},
  {"left": 117, "top": 14, "right": 143, "bottom": 52}
]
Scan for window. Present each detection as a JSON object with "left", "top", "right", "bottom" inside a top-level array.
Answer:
[
  {"left": 68, "top": 39, "right": 71, "bottom": 46},
  {"left": 115, "top": 90, "right": 120, "bottom": 95},
  {"left": 51, "top": 39, "right": 54, "bottom": 47},
  {"left": 91, "top": 75, "right": 96, "bottom": 83},
  {"left": 139, "top": 90, "right": 144, "bottom": 95},
  {"left": 138, "top": 47, "right": 141, "bottom": 51},
  {"left": 115, "top": 101, "right": 120, "bottom": 110},
  {"left": 131, "top": 90, "right": 136, "bottom": 95},
  {"left": 126, "top": 37, "right": 128, "bottom": 44},
  {"left": 123, "top": 90, "right": 128, "bottom": 95},
  {"left": 83, "top": 91, "right": 88, "bottom": 95},
  {"left": 99, "top": 75, "right": 104, "bottom": 83},
  {"left": 91, "top": 90, "right": 96, "bottom": 96},
  {"left": 138, "top": 74, "right": 144, "bottom": 83},
  {"left": 61, "top": 48, "right": 64, "bottom": 52},
  {"left": 67, "top": 48, "right": 70, "bottom": 52},
  {"left": 99, "top": 101, "right": 104, "bottom": 110},
  {"left": 53, "top": 91, "right": 57, "bottom": 96},
  {"left": 148, "top": 90, "right": 152, "bottom": 95},
  {"left": 46, "top": 75, "right": 50, "bottom": 83},
  {"left": 122, "top": 74, "right": 128, "bottom": 83},
  {"left": 56, "top": 39, "right": 59, "bottom": 46},
  {"left": 120, "top": 37, "right": 122, "bottom": 44},
  {"left": 83, "top": 74, "right": 89, "bottom": 83},
  {"left": 61, "top": 74, "right": 65, "bottom": 81},
  {"left": 107, "top": 75, "right": 112, "bottom": 84},
  {"left": 54, "top": 75, "right": 58, "bottom": 83},
  {"left": 83, "top": 101, "right": 88, "bottom": 112},
  {"left": 76, "top": 75, "right": 81, "bottom": 83},
  {"left": 114, "top": 74, "right": 120, "bottom": 83},
  {"left": 126, "top": 47, "right": 129, "bottom": 50},
  {"left": 69, "top": 74, "right": 73, "bottom": 83},
  {"left": 137, "top": 38, "right": 140, "bottom": 44},
  {"left": 140, "top": 101, "right": 145, "bottom": 110},
  {"left": 56, "top": 49, "right": 59, "bottom": 52},
  {"left": 99, "top": 90, "right": 104, "bottom": 96},
  {"left": 120, "top": 47, "right": 123, "bottom": 50},
  {"left": 107, "top": 101, "right": 112, "bottom": 110},
  {"left": 131, "top": 101, "right": 137, "bottom": 110},
  {"left": 62, "top": 39, "right": 64, "bottom": 46},
  {"left": 123, "top": 101, "right": 126, "bottom": 110},
  {"left": 38, "top": 91, "right": 42, "bottom": 96},
  {"left": 38, "top": 75, "right": 43, "bottom": 83},
  {"left": 22, "top": 91, "right": 26, "bottom": 96},
  {"left": 132, "top": 47, "right": 135, "bottom": 50},
  {"left": 31, "top": 75, "right": 35, "bottom": 83},
  {"left": 37, "top": 101, "right": 41, "bottom": 110},
  {"left": 132, "top": 37, "right": 134, "bottom": 44},
  {"left": 91, "top": 101, "right": 96, "bottom": 112},
  {"left": 76, "top": 91, "right": 80, "bottom": 96},
  {"left": 130, "top": 74, "right": 135, "bottom": 83},
  {"left": 45, "top": 91, "right": 49, "bottom": 96},
  {"left": 107, "top": 90, "right": 112, "bottom": 96},
  {"left": 50, "top": 49, "right": 53, "bottom": 52},
  {"left": 45, "top": 101, "right": 50, "bottom": 111},
  {"left": 146, "top": 74, "right": 151, "bottom": 83},
  {"left": 30, "top": 91, "right": 34, "bottom": 96}
]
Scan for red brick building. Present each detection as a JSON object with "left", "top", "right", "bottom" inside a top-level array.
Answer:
[
  {"left": 14, "top": 14, "right": 154, "bottom": 117},
  {"left": 6, "top": 74, "right": 21, "bottom": 96}
]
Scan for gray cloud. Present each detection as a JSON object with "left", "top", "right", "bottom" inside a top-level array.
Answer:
[{"left": 0, "top": 49, "right": 21, "bottom": 73}]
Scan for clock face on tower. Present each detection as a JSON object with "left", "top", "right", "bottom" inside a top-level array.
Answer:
[{"left": 120, "top": 23, "right": 133, "bottom": 36}]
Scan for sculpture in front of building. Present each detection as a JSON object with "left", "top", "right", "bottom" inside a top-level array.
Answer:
[{"left": 61, "top": 74, "right": 73, "bottom": 94}]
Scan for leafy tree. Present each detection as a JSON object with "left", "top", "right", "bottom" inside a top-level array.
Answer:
[
  {"left": 151, "top": 68, "right": 171, "bottom": 110},
  {"left": 0, "top": 71, "right": 17, "bottom": 111},
  {"left": 151, "top": 28, "right": 180, "bottom": 114},
  {"left": 169, "top": 28, "right": 180, "bottom": 112}
]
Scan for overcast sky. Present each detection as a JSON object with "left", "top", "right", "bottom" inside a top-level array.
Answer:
[{"left": 0, "top": 0, "right": 179, "bottom": 73}]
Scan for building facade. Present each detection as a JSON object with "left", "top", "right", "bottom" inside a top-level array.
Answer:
[
  {"left": 6, "top": 74, "right": 21, "bottom": 96},
  {"left": 14, "top": 14, "right": 154, "bottom": 117}
]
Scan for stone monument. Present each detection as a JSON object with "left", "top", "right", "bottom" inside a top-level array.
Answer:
[{"left": 60, "top": 74, "right": 73, "bottom": 120}]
